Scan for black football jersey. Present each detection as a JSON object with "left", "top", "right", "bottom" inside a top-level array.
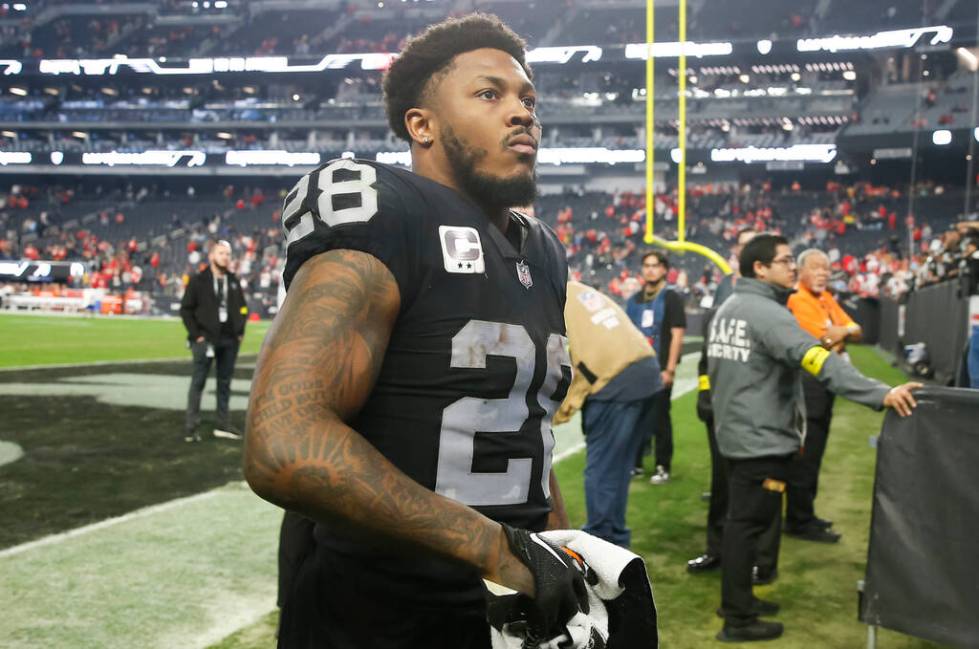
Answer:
[{"left": 280, "top": 159, "right": 571, "bottom": 607}]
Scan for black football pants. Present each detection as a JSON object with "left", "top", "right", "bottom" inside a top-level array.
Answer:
[
  {"left": 278, "top": 544, "right": 491, "bottom": 649},
  {"left": 705, "top": 416, "right": 727, "bottom": 557},
  {"left": 277, "top": 511, "right": 316, "bottom": 608},
  {"left": 704, "top": 417, "right": 779, "bottom": 576},
  {"left": 786, "top": 376, "right": 835, "bottom": 530},
  {"left": 185, "top": 336, "right": 239, "bottom": 434},
  {"left": 721, "top": 454, "right": 791, "bottom": 626}
]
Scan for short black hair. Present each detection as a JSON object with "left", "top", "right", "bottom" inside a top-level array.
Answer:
[
  {"left": 740, "top": 234, "right": 789, "bottom": 278},
  {"left": 382, "top": 14, "right": 531, "bottom": 142},
  {"left": 641, "top": 250, "right": 669, "bottom": 269}
]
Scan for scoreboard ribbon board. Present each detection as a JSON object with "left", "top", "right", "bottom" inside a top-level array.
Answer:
[{"left": 0, "top": 260, "right": 87, "bottom": 283}]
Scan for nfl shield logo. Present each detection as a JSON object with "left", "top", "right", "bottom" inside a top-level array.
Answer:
[{"left": 516, "top": 260, "right": 533, "bottom": 289}]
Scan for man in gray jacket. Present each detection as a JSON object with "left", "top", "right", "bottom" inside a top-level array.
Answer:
[{"left": 708, "top": 234, "right": 920, "bottom": 642}]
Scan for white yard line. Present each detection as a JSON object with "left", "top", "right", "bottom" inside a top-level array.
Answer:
[
  {"left": 0, "top": 354, "right": 262, "bottom": 372},
  {"left": 0, "top": 311, "right": 180, "bottom": 321},
  {"left": 2, "top": 350, "right": 702, "bottom": 559},
  {"left": 0, "top": 484, "right": 280, "bottom": 649},
  {"left": 0, "top": 356, "right": 191, "bottom": 372},
  {"left": 0, "top": 351, "right": 704, "bottom": 649},
  {"left": 0, "top": 489, "right": 224, "bottom": 559}
]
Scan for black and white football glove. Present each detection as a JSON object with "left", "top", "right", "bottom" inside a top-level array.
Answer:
[{"left": 501, "top": 524, "right": 590, "bottom": 639}]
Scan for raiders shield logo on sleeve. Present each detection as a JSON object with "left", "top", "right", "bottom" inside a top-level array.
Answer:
[{"left": 516, "top": 260, "right": 533, "bottom": 289}]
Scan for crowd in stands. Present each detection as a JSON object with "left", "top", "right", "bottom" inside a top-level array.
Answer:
[
  {"left": 541, "top": 179, "right": 973, "bottom": 308},
  {"left": 0, "top": 177, "right": 975, "bottom": 316},
  {"left": 0, "top": 181, "right": 287, "bottom": 316}
]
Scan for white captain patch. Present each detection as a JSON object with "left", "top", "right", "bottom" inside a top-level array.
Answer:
[{"left": 439, "top": 225, "right": 485, "bottom": 274}]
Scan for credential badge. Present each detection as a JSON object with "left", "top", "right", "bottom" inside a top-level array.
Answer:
[
  {"left": 439, "top": 226, "right": 485, "bottom": 274},
  {"left": 516, "top": 260, "right": 533, "bottom": 289}
]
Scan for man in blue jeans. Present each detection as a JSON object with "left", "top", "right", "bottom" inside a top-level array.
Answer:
[{"left": 556, "top": 281, "right": 663, "bottom": 547}]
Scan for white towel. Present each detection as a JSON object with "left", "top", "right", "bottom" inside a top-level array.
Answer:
[{"left": 486, "top": 530, "right": 658, "bottom": 649}]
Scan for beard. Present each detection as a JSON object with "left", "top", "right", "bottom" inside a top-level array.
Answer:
[{"left": 441, "top": 123, "right": 537, "bottom": 212}]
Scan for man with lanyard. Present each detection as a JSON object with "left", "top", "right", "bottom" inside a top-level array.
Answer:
[
  {"left": 784, "top": 249, "right": 862, "bottom": 542},
  {"left": 180, "top": 240, "right": 248, "bottom": 442},
  {"left": 626, "top": 249, "right": 686, "bottom": 484},
  {"left": 708, "top": 234, "right": 920, "bottom": 642}
]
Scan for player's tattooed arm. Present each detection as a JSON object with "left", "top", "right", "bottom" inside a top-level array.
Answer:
[
  {"left": 244, "top": 249, "right": 534, "bottom": 595},
  {"left": 545, "top": 470, "right": 570, "bottom": 530}
]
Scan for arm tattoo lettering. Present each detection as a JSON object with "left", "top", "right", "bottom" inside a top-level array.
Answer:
[{"left": 244, "top": 249, "right": 526, "bottom": 587}]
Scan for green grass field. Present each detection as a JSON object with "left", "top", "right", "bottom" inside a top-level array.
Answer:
[
  {"left": 0, "top": 315, "right": 947, "bottom": 648},
  {"left": 211, "top": 347, "right": 943, "bottom": 649},
  {"left": 0, "top": 313, "right": 270, "bottom": 367}
]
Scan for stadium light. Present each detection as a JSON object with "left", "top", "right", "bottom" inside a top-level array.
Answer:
[
  {"left": 842, "top": 70, "right": 857, "bottom": 81},
  {"left": 797, "top": 25, "right": 953, "bottom": 53},
  {"left": 957, "top": 47, "right": 978, "bottom": 72},
  {"left": 625, "top": 40, "right": 733, "bottom": 60},
  {"left": 225, "top": 151, "right": 321, "bottom": 167},
  {"left": 50, "top": 152, "right": 63, "bottom": 165},
  {"left": 0, "top": 151, "right": 31, "bottom": 165},
  {"left": 9, "top": 86, "right": 26, "bottom": 96},
  {"left": 932, "top": 130, "right": 952, "bottom": 146},
  {"left": 756, "top": 40, "right": 773, "bottom": 55},
  {"left": 82, "top": 150, "right": 207, "bottom": 167},
  {"left": 526, "top": 46, "right": 603, "bottom": 64},
  {"left": 538, "top": 147, "right": 645, "bottom": 166},
  {"left": 376, "top": 147, "right": 645, "bottom": 168},
  {"left": 974, "top": 127, "right": 979, "bottom": 143},
  {"left": 711, "top": 144, "right": 837, "bottom": 164},
  {"left": 0, "top": 59, "right": 21, "bottom": 75}
]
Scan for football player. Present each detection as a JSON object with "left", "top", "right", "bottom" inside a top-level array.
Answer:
[{"left": 245, "top": 14, "right": 586, "bottom": 649}]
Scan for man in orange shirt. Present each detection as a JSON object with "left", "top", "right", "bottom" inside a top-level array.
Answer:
[{"left": 785, "top": 249, "right": 862, "bottom": 542}]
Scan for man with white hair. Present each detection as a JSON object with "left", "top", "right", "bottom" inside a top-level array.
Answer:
[
  {"left": 785, "top": 248, "right": 861, "bottom": 542},
  {"left": 180, "top": 240, "right": 249, "bottom": 442}
]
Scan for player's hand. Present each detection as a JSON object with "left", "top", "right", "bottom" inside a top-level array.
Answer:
[
  {"left": 501, "top": 524, "right": 589, "bottom": 638},
  {"left": 883, "top": 382, "right": 923, "bottom": 417},
  {"left": 661, "top": 369, "right": 674, "bottom": 387},
  {"left": 195, "top": 336, "right": 205, "bottom": 343}
]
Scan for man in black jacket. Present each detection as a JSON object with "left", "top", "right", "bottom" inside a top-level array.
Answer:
[{"left": 180, "top": 240, "right": 248, "bottom": 442}]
